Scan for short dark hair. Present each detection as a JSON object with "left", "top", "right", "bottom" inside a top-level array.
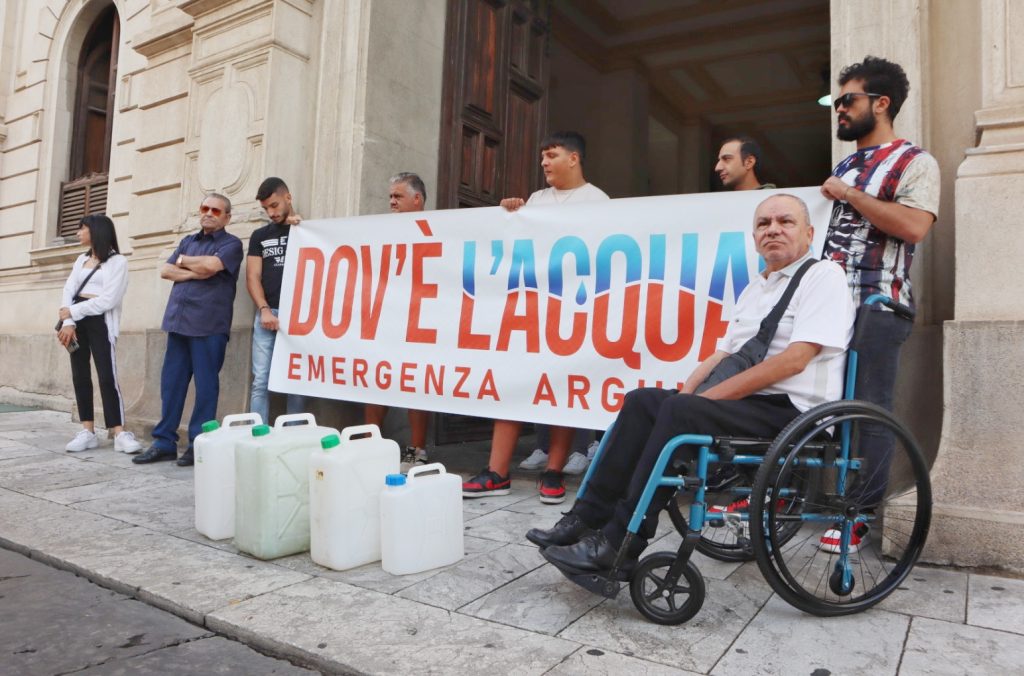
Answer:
[
  {"left": 256, "top": 177, "right": 289, "bottom": 202},
  {"left": 390, "top": 172, "right": 427, "bottom": 203},
  {"left": 540, "top": 131, "right": 586, "bottom": 163},
  {"left": 838, "top": 56, "right": 910, "bottom": 121},
  {"left": 79, "top": 214, "right": 120, "bottom": 263},
  {"left": 721, "top": 135, "right": 763, "bottom": 173}
]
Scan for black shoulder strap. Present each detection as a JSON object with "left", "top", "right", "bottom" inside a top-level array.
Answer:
[
  {"left": 752, "top": 258, "right": 817, "bottom": 344},
  {"left": 72, "top": 261, "right": 102, "bottom": 299}
]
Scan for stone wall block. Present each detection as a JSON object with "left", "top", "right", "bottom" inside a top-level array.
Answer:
[
  {"left": 0, "top": 141, "right": 41, "bottom": 179},
  {"left": 0, "top": 202, "right": 36, "bottom": 238},
  {"left": 138, "top": 54, "right": 191, "bottom": 110},
  {"left": 5, "top": 81, "right": 44, "bottom": 121},
  {"left": 952, "top": 172, "right": 1024, "bottom": 320},
  {"left": 0, "top": 233, "right": 31, "bottom": 268},
  {"left": 3, "top": 111, "right": 42, "bottom": 148},
  {"left": 0, "top": 169, "right": 37, "bottom": 208},
  {"left": 135, "top": 96, "right": 188, "bottom": 152},
  {"left": 132, "top": 142, "right": 185, "bottom": 194}
]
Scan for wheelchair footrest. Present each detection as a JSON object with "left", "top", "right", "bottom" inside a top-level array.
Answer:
[{"left": 546, "top": 558, "right": 626, "bottom": 599}]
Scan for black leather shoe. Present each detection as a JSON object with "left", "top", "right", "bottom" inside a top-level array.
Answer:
[
  {"left": 526, "top": 513, "right": 594, "bottom": 549},
  {"left": 132, "top": 446, "right": 177, "bottom": 464},
  {"left": 176, "top": 448, "right": 194, "bottom": 467},
  {"left": 542, "top": 531, "right": 635, "bottom": 576}
]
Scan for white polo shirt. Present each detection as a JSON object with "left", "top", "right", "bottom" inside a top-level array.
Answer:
[
  {"left": 720, "top": 253, "right": 855, "bottom": 412},
  {"left": 525, "top": 182, "right": 609, "bottom": 205}
]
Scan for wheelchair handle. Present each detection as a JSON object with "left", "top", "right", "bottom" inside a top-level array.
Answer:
[{"left": 864, "top": 294, "right": 915, "bottom": 321}]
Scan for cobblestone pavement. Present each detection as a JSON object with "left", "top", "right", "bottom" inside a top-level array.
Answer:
[{"left": 2, "top": 409, "right": 1023, "bottom": 675}]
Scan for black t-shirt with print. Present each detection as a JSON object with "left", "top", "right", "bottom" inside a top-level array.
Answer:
[{"left": 247, "top": 221, "right": 291, "bottom": 309}]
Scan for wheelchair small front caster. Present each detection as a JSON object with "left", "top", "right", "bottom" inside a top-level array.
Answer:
[
  {"left": 829, "top": 563, "right": 855, "bottom": 596},
  {"left": 629, "top": 552, "right": 705, "bottom": 625}
]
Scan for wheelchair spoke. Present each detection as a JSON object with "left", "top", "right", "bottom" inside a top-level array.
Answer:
[{"left": 750, "top": 400, "right": 932, "bottom": 616}]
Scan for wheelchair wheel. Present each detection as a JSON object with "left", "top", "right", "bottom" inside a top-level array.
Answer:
[
  {"left": 629, "top": 552, "right": 705, "bottom": 625},
  {"left": 750, "top": 400, "right": 932, "bottom": 617}
]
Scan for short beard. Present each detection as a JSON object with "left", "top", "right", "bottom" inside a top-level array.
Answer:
[{"left": 837, "top": 112, "right": 876, "bottom": 141}]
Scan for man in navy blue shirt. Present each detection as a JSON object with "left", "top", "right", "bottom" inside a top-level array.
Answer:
[{"left": 135, "top": 193, "right": 244, "bottom": 466}]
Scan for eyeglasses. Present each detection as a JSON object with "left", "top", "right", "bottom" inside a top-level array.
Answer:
[
  {"left": 199, "top": 205, "right": 226, "bottom": 217},
  {"left": 833, "top": 92, "right": 883, "bottom": 111}
]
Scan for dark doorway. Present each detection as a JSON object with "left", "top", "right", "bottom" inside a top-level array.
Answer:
[{"left": 434, "top": 0, "right": 831, "bottom": 444}]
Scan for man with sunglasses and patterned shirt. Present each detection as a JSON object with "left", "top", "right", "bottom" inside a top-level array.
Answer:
[
  {"left": 135, "top": 193, "right": 244, "bottom": 466},
  {"left": 817, "top": 56, "right": 939, "bottom": 552}
]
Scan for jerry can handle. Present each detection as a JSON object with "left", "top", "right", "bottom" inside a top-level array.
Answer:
[
  {"left": 221, "top": 413, "right": 263, "bottom": 427},
  {"left": 339, "top": 424, "right": 382, "bottom": 441},
  {"left": 274, "top": 413, "right": 317, "bottom": 428},
  {"left": 407, "top": 463, "right": 446, "bottom": 480}
]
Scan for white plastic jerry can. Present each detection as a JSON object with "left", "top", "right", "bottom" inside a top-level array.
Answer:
[
  {"left": 234, "top": 413, "right": 339, "bottom": 560},
  {"left": 193, "top": 412, "right": 263, "bottom": 540},
  {"left": 380, "top": 463, "right": 464, "bottom": 576},
  {"left": 309, "top": 424, "right": 400, "bottom": 571}
]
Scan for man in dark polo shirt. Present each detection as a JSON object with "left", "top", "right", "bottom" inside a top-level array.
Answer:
[
  {"left": 246, "top": 176, "right": 306, "bottom": 424},
  {"left": 134, "top": 192, "right": 244, "bottom": 466}
]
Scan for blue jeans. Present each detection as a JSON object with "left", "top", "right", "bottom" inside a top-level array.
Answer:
[
  {"left": 152, "top": 332, "right": 229, "bottom": 451},
  {"left": 250, "top": 309, "right": 307, "bottom": 425}
]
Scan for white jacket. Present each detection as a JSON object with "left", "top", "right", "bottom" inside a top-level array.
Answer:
[{"left": 60, "top": 253, "right": 129, "bottom": 340}]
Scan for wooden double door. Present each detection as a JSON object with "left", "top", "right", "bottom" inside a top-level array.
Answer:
[
  {"left": 437, "top": 0, "right": 550, "bottom": 210},
  {"left": 435, "top": 0, "right": 550, "bottom": 443}
]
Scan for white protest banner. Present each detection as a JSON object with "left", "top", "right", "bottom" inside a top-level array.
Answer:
[{"left": 269, "top": 187, "right": 831, "bottom": 429}]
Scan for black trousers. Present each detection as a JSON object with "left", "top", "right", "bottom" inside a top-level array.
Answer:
[
  {"left": 850, "top": 307, "right": 913, "bottom": 503},
  {"left": 572, "top": 388, "right": 800, "bottom": 554},
  {"left": 69, "top": 314, "right": 124, "bottom": 428}
]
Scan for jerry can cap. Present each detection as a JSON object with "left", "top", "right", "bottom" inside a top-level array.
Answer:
[
  {"left": 385, "top": 474, "right": 406, "bottom": 486},
  {"left": 321, "top": 434, "right": 341, "bottom": 450},
  {"left": 201, "top": 420, "right": 220, "bottom": 433},
  {"left": 251, "top": 424, "right": 271, "bottom": 437}
]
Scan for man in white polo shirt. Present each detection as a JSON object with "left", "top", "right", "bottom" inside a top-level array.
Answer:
[
  {"left": 531, "top": 193, "right": 855, "bottom": 580},
  {"left": 462, "top": 131, "right": 609, "bottom": 505}
]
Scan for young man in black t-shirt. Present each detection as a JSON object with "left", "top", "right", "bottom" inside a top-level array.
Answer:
[{"left": 246, "top": 177, "right": 306, "bottom": 423}]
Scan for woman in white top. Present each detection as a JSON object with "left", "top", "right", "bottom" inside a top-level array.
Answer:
[{"left": 57, "top": 215, "right": 141, "bottom": 453}]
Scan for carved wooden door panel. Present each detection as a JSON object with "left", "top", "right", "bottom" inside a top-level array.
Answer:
[
  {"left": 437, "top": 0, "right": 549, "bottom": 209},
  {"left": 435, "top": 0, "right": 549, "bottom": 443}
]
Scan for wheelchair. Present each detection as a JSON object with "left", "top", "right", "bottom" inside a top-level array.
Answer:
[{"left": 565, "top": 295, "right": 933, "bottom": 624}]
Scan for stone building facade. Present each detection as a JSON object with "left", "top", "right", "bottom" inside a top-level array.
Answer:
[{"left": 0, "top": 0, "right": 1020, "bottom": 571}]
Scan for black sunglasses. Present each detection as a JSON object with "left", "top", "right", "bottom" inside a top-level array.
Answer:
[{"left": 833, "top": 92, "right": 883, "bottom": 111}]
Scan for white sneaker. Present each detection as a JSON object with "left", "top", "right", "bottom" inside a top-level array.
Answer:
[
  {"left": 114, "top": 431, "right": 143, "bottom": 454},
  {"left": 562, "top": 451, "right": 590, "bottom": 476},
  {"left": 585, "top": 439, "right": 600, "bottom": 460},
  {"left": 519, "top": 448, "right": 548, "bottom": 470},
  {"left": 400, "top": 446, "right": 429, "bottom": 473},
  {"left": 65, "top": 429, "right": 98, "bottom": 453}
]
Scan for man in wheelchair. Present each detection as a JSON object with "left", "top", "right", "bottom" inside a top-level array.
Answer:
[{"left": 529, "top": 194, "right": 856, "bottom": 581}]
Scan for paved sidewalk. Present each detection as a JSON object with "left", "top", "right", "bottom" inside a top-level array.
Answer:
[
  {"left": 0, "top": 547, "right": 314, "bottom": 675},
  {"left": 2, "top": 410, "right": 1023, "bottom": 675}
]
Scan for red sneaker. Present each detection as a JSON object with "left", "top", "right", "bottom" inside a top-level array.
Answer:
[
  {"left": 538, "top": 469, "right": 566, "bottom": 505},
  {"left": 708, "top": 498, "right": 749, "bottom": 514},
  {"left": 462, "top": 468, "right": 511, "bottom": 498},
  {"left": 818, "top": 523, "right": 870, "bottom": 554}
]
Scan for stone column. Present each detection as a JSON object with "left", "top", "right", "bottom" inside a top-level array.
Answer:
[
  {"left": 178, "top": 0, "right": 317, "bottom": 219},
  {"left": 595, "top": 68, "right": 650, "bottom": 198},
  {"left": 922, "top": 0, "right": 1024, "bottom": 573}
]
